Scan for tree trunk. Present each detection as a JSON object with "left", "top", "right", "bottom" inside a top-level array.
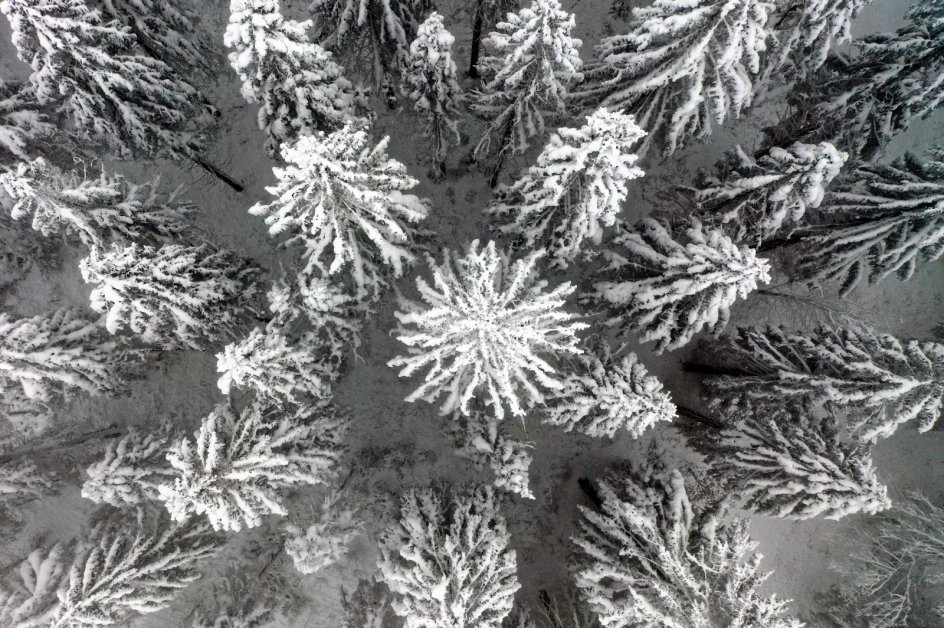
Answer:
[
  {"left": 675, "top": 405, "right": 724, "bottom": 429},
  {"left": 0, "top": 424, "right": 122, "bottom": 465},
  {"left": 488, "top": 119, "right": 515, "bottom": 188},
  {"left": 191, "top": 157, "right": 244, "bottom": 192},
  {"left": 469, "top": 0, "right": 485, "bottom": 78},
  {"left": 682, "top": 362, "right": 751, "bottom": 377}
]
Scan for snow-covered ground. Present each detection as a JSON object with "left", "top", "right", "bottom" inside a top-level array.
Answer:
[{"left": 0, "top": 0, "right": 941, "bottom": 626}]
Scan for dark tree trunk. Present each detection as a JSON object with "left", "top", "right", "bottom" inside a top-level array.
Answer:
[
  {"left": 469, "top": 0, "right": 485, "bottom": 78},
  {"left": 191, "top": 157, "right": 244, "bottom": 192},
  {"left": 682, "top": 362, "right": 751, "bottom": 377},
  {"left": 577, "top": 477, "right": 604, "bottom": 509},
  {"left": 675, "top": 405, "right": 724, "bottom": 429}
]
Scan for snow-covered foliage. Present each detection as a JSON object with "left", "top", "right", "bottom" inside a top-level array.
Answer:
[
  {"left": 310, "top": 0, "right": 432, "bottom": 93},
  {"left": 543, "top": 344, "right": 675, "bottom": 439},
  {"left": 284, "top": 491, "right": 361, "bottom": 574},
  {"left": 0, "top": 309, "right": 139, "bottom": 406},
  {"left": 0, "top": 0, "right": 204, "bottom": 158},
  {"left": 250, "top": 125, "right": 429, "bottom": 298},
  {"left": 378, "top": 486, "right": 519, "bottom": 627},
  {"left": 80, "top": 243, "right": 261, "bottom": 350},
  {"left": 82, "top": 424, "right": 176, "bottom": 507},
  {"left": 217, "top": 325, "right": 339, "bottom": 406},
  {"left": 486, "top": 109, "right": 645, "bottom": 268},
  {"left": 574, "top": 0, "right": 773, "bottom": 156},
  {"left": 159, "top": 400, "right": 348, "bottom": 532},
  {"left": 470, "top": 0, "right": 582, "bottom": 179},
  {"left": 0, "top": 158, "right": 193, "bottom": 248},
  {"left": 99, "top": 0, "right": 216, "bottom": 77},
  {"left": 224, "top": 0, "right": 359, "bottom": 156},
  {"left": 703, "top": 326, "right": 944, "bottom": 441},
  {"left": 766, "top": 0, "right": 869, "bottom": 79},
  {"left": 837, "top": 493, "right": 944, "bottom": 627},
  {"left": 0, "top": 81, "right": 53, "bottom": 162},
  {"left": 0, "top": 459, "right": 52, "bottom": 503},
  {"left": 783, "top": 0, "right": 944, "bottom": 159},
  {"left": 0, "top": 510, "right": 218, "bottom": 627},
  {"left": 591, "top": 219, "right": 771, "bottom": 353},
  {"left": 455, "top": 411, "right": 534, "bottom": 499},
  {"left": 192, "top": 576, "right": 280, "bottom": 628},
  {"left": 798, "top": 149, "right": 944, "bottom": 295},
  {"left": 389, "top": 240, "right": 587, "bottom": 420},
  {"left": 573, "top": 460, "right": 801, "bottom": 627},
  {"left": 267, "top": 273, "right": 364, "bottom": 347},
  {"left": 693, "top": 142, "right": 847, "bottom": 243},
  {"left": 713, "top": 413, "right": 891, "bottom": 520},
  {"left": 402, "top": 12, "right": 461, "bottom": 176}
]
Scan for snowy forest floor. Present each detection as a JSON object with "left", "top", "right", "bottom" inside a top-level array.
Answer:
[{"left": 1, "top": 0, "right": 943, "bottom": 626}]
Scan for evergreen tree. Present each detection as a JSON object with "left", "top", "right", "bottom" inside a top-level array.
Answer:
[
  {"left": 99, "top": 0, "right": 216, "bottom": 77},
  {"left": 0, "top": 309, "right": 140, "bottom": 407},
  {"left": 224, "top": 0, "right": 359, "bottom": 156},
  {"left": 573, "top": 459, "right": 801, "bottom": 627},
  {"left": 702, "top": 326, "right": 944, "bottom": 441},
  {"left": 765, "top": 0, "right": 869, "bottom": 79},
  {"left": 0, "top": 510, "right": 219, "bottom": 627},
  {"left": 711, "top": 412, "right": 891, "bottom": 520},
  {"left": 796, "top": 149, "right": 944, "bottom": 295},
  {"left": 454, "top": 411, "right": 534, "bottom": 499},
  {"left": 573, "top": 0, "right": 773, "bottom": 156},
  {"left": 590, "top": 219, "right": 771, "bottom": 353},
  {"left": 284, "top": 491, "right": 361, "bottom": 574},
  {"left": 267, "top": 272, "right": 365, "bottom": 348},
  {"left": 402, "top": 12, "right": 462, "bottom": 177},
  {"left": 216, "top": 325, "right": 339, "bottom": 406},
  {"left": 79, "top": 243, "right": 261, "bottom": 350},
  {"left": 0, "top": 81, "right": 54, "bottom": 162},
  {"left": 543, "top": 344, "right": 675, "bottom": 439},
  {"left": 692, "top": 142, "right": 847, "bottom": 243},
  {"left": 0, "top": 0, "right": 205, "bottom": 160},
  {"left": 388, "top": 240, "right": 587, "bottom": 421},
  {"left": 378, "top": 486, "right": 519, "bottom": 627},
  {"left": 250, "top": 125, "right": 429, "bottom": 299},
  {"left": 159, "top": 400, "right": 348, "bottom": 532},
  {"left": 82, "top": 424, "right": 177, "bottom": 507},
  {"left": 467, "top": 0, "right": 519, "bottom": 79},
  {"left": 486, "top": 108, "right": 645, "bottom": 267},
  {"left": 0, "top": 459, "right": 53, "bottom": 504},
  {"left": 0, "top": 158, "right": 193, "bottom": 248},
  {"left": 774, "top": 0, "right": 944, "bottom": 159},
  {"left": 469, "top": 0, "right": 582, "bottom": 186},
  {"left": 310, "top": 0, "right": 432, "bottom": 96}
]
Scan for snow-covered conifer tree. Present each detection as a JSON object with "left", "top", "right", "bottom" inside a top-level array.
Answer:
[
  {"left": 402, "top": 12, "right": 462, "bottom": 177},
  {"left": 267, "top": 273, "right": 364, "bottom": 347},
  {"left": 543, "top": 344, "right": 675, "bottom": 439},
  {"left": 777, "top": 0, "right": 944, "bottom": 159},
  {"left": 702, "top": 326, "right": 944, "bottom": 441},
  {"left": 159, "top": 400, "right": 348, "bottom": 531},
  {"left": 766, "top": 0, "right": 869, "bottom": 79},
  {"left": 0, "top": 158, "right": 193, "bottom": 248},
  {"left": 797, "top": 149, "right": 944, "bottom": 295},
  {"left": 486, "top": 109, "right": 645, "bottom": 268},
  {"left": 0, "top": 459, "right": 53, "bottom": 504},
  {"left": 838, "top": 493, "right": 944, "bottom": 627},
  {"left": 712, "top": 413, "right": 891, "bottom": 520},
  {"left": 0, "top": 81, "right": 53, "bottom": 162},
  {"left": 378, "top": 486, "right": 519, "bottom": 627},
  {"left": 573, "top": 460, "right": 801, "bottom": 627},
  {"left": 0, "top": 510, "right": 219, "bottom": 627},
  {"left": 250, "top": 125, "right": 429, "bottom": 298},
  {"left": 573, "top": 0, "right": 773, "bottom": 156},
  {"left": 310, "top": 0, "right": 432, "bottom": 95},
  {"left": 591, "top": 219, "right": 771, "bottom": 352},
  {"left": 82, "top": 424, "right": 176, "bottom": 507},
  {"left": 99, "top": 0, "right": 216, "bottom": 77},
  {"left": 455, "top": 411, "right": 534, "bottom": 499},
  {"left": 284, "top": 491, "right": 360, "bottom": 574},
  {"left": 693, "top": 142, "right": 847, "bottom": 243},
  {"left": 469, "top": 0, "right": 582, "bottom": 186},
  {"left": 224, "top": 0, "right": 359, "bottom": 156},
  {"left": 216, "top": 326, "right": 339, "bottom": 406},
  {"left": 80, "top": 243, "right": 260, "bottom": 350},
  {"left": 0, "top": 309, "right": 140, "bottom": 407},
  {"left": 389, "top": 240, "right": 587, "bottom": 420},
  {"left": 0, "top": 0, "right": 205, "bottom": 159}
]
